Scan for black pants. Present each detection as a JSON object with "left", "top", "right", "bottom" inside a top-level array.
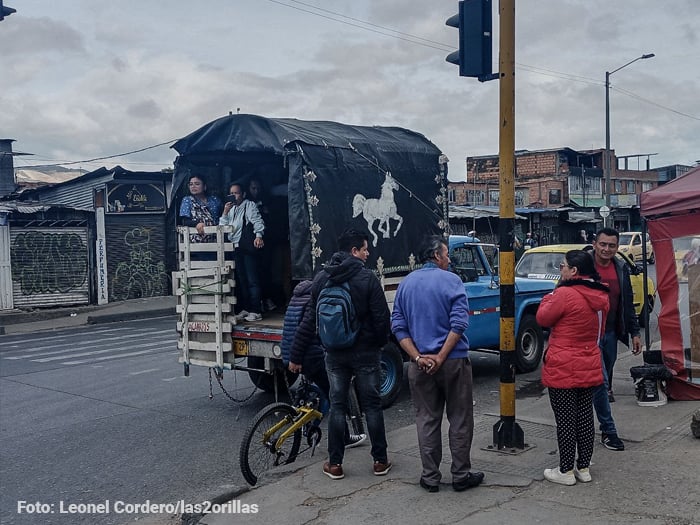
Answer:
[{"left": 548, "top": 387, "right": 595, "bottom": 472}]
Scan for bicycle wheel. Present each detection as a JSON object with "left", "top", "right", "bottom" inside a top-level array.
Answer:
[
  {"left": 239, "top": 402, "right": 302, "bottom": 486},
  {"left": 347, "top": 382, "right": 365, "bottom": 435}
]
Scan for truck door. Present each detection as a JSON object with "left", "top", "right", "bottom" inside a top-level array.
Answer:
[{"left": 450, "top": 243, "right": 500, "bottom": 349}]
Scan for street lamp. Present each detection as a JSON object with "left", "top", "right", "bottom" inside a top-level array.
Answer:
[{"left": 604, "top": 53, "right": 654, "bottom": 226}]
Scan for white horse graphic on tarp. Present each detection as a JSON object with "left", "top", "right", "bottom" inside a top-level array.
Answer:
[{"left": 352, "top": 172, "right": 403, "bottom": 247}]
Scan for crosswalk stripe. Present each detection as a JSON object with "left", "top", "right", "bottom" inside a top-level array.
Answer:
[
  {"left": 0, "top": 330, "right": 173, "bottom": 355},
  {"left": 129, "top": 368, "right": 161, "bottom": 375},
  {"left": 0, "top": 326, "right": 163, "bottom": 347},
  {"left": 32, "top": 341, "right": 169, "bottom": 363},
  {"left": 3, "top": 335, "right": 174, "bottom": 359},
  {"left": 61, "top": 349, "right": 155, "bottom": 365}
]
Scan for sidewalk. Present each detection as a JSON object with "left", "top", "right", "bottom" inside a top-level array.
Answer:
[
  {"left": 200, "top": 351, "right": 699, "bottom": 525},
  {"left": 0, "top": 295, "right": 176, "bottom": 335}
]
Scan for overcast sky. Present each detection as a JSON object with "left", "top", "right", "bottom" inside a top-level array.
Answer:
[{"left": 1, "top": 0, "right": 698, "bottom": 180}]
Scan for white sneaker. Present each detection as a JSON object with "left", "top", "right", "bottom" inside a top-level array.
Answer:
[
  {"left": 244, "top": 312, "right": 262, "bottom": 322},
  {"left": 574, "top": 467, "right": 592, "bottom": 483},
  {"left": 234, "top": 310, "right": 249, "bottom": 322},
  {"left": 345, "top": 433, "right": 367, "bottom": 449},
  {"left": 543, "top": 467, "right": 576, "bottom": 486}
]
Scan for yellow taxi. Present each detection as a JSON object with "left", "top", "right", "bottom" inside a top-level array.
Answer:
[
  {"left": 618, "top": 231, "right": 655, "bottom": 264},
  {"left": 515, "top": 244, "right": 656, "bottom": 325}
]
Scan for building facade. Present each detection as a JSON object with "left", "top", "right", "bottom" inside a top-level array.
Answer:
[{"left": 449, "top": 147, "right": 664, "bottom": 240}]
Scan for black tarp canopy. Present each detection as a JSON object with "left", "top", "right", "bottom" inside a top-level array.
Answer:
[{"left": 172, "top": 114, "right": 446, "bottom": 279}]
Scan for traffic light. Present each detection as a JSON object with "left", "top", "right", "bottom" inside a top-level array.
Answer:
[
  {"left": 0, "top": 0, "right": 16, "bottom": 21},
  {"left": 445, "top": 0, "right": 494, "bottom": 80}
]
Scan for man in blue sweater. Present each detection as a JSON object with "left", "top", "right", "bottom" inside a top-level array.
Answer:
[{"left": 391, "top": 236, "right": 484, "bottom": 493}]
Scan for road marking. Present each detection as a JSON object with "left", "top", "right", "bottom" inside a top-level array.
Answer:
[
  {"left": 32, "top": 341, "right": 169, "bottom": 363},
  {"left": 0, "top": 330, "right": 173, "bottom": 354},
  {"left": 3, "top": 335, "right": 174, "bottom": 359},
  {"left": 129, "top": 368, "right": 161, "bottom": 376},
  {"left": 61, "top": 349, "right": 155, "bottom": 365}
]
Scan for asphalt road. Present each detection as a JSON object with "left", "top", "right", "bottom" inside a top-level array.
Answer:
[
  {"left": 0, "top": 315, "right": 542, "bottom": 525},
  {"left": 0, "top": 318, "right": 262, "bottom": 525}
]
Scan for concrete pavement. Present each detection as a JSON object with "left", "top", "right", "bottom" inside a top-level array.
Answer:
[
  {"left": 0, "top": 295, "right": 176, "bottom": 335},
  {"left": 1, "top": 298, "right": 698, "bottom": 524},
  {"left": 199, "top": 350, "right": 699, "bottom": 525}
]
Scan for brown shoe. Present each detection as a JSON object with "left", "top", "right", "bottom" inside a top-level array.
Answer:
[
  {"left": 323, "top": 462, "right": 344, "bottom": 480},
  {"left": 373, "top": 460, "right": 392, "bottom": 476}
]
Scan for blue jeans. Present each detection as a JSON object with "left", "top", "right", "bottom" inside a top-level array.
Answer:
[
  {"left": 325, "top": 349, "right": 388, "bottom": 465},
  {"left": 233, "top": 251, "right": 261, "bottom": 314},
  {"left": 593, "top": 331, "right": 618, "bottom": 435}
]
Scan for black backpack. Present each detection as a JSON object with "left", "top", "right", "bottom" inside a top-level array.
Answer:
[{"left": 316, "top": 280, "right": 359, "bottom": 350}]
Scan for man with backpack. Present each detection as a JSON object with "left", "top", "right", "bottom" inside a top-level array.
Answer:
[
  {"left": 283, "top": 280, "right": 366, "bottom": 448},
  {"left": 292, "top": 229, "right": 391, "bottom": 480}
]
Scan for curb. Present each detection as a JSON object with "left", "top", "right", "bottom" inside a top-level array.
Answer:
[
  {"left": 87, "top": 308, "right": 177, "bottom": 325},
  {"left": 182, "top": 485, "right": 250, "bottom": 525}
]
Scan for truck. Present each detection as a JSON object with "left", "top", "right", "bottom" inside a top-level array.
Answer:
[{"left": 172, "top": 114, "right": 554, "bottom": 407}]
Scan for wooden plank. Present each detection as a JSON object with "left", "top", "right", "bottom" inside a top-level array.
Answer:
[
  {"left": 177, "top": 339, "right": 233, "bottom": 352},
  {"left": 177, "top": 321, "right": 233, "bottom": 333},
  {"left": 177, "top": 303, "right": 233, "bottom": 313},
  {"left": 175, "top": 283, "right": 233, "bottom": 296},
  {"left": 179, "top": 356, "right": 233, "bottom": 370},
  {"left": 174, "top": 267, "right": 234, "bottom": 279}
]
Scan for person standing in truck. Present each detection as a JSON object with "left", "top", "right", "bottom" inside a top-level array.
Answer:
[
  {"left": 292, "top": 228, "right": 391, "bottom": 481},
  {"left": 219, "top": 182, "right": 265, "bottom": 322},
  {"left": 179, "top": 174, "right": 222, "bottom": 245},
  {"left": 391, "top": 235, "right": 484, "bottom": 493}
]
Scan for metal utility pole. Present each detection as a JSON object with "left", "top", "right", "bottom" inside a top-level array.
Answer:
[
  {"left": 604, "top": 53, "right": 654, "bottom": 226},
  {"left": 492, "top": 0, "right": 524, "bottom": 450}
]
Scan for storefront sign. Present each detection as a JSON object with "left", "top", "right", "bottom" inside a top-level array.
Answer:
[{"left": 106, "top": 183, "right": 166, "bottom": 213}]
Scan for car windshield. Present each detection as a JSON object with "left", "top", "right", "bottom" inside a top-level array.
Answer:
[
  {"left": 516, "top": 251, "right": 631, "bottom": 279},
  {"left": 619, "top": 234, "right": 633, "bottom": 245},
  {"left": 515, "top": 252, "right": 564, "bottom": 278}
]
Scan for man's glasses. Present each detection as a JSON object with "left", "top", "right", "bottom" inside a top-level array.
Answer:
[{"left": 559, "top": 262, "right": 570, "bottom": 270}]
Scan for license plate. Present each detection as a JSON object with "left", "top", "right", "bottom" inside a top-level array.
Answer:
[{"left": 233, "top": 339, "right": 249, "bottom": 356}]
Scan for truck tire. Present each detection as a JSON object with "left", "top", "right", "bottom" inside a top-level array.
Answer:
[
  {"left": 247, "top": 356, "right": 298, "bottom": 394},
  {"left": 380, "top": 342, "right": 404, "bottom": 408},
  {"left": 515, "top": 314, "right": 545, "bottom": 373}
]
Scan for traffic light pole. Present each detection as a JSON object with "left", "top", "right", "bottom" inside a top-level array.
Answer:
[{"left": 492, "top": 0, "right": 525, "bottom": 450}]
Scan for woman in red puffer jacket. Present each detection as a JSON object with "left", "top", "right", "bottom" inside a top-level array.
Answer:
[{"left": 536, "top": 249, "right": 609, "bottom": 486}]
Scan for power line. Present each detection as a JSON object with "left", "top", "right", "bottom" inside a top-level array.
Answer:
[
  {"left": 15, "top": 139, "right": 177, "bottom": 170},
  {"left": 272, "top": 0, "right": 698, "bottom": 122},
  {"left": 612, "top": 85, "right": 700, "bottom": 121},
  {"left": 266, "top": 0, "right": 451, "bottom": 51}
]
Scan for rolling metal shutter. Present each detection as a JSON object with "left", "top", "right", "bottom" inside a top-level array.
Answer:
[
  {"left": 10, "top": 227, "right": 90, "bottom": 308},
  {"left": 106, "top": 215, "right": 170, "bottom": 301}
]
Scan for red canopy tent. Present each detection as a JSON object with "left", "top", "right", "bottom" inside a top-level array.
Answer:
[{"left": 640, "top": 166, "right": 700, "bottom": 400}]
